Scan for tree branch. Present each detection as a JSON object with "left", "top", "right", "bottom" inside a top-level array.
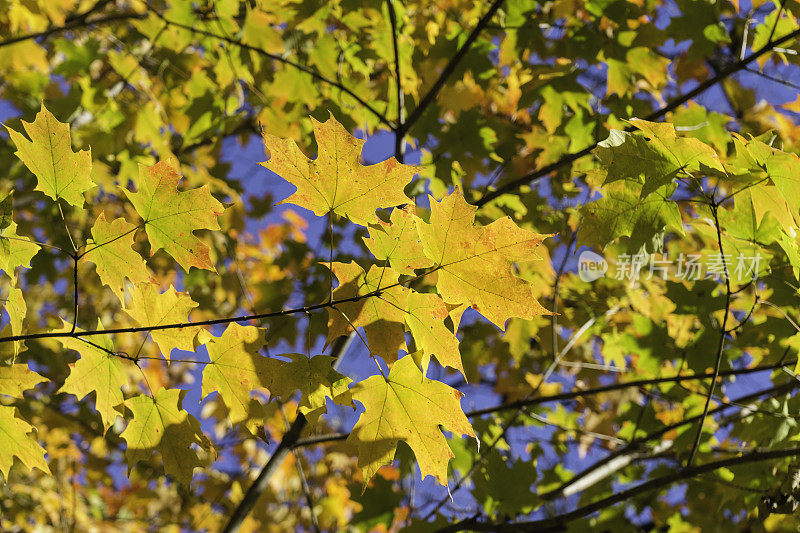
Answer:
[
  {"left": 686, "top": 201, "right": 732, "bottom": 467},
  {"left": 387, "top": 0, "right": 406, "bottom": 161},
  {"left": 0, "top": 267, "right": 438, "bottom": 344},
  {"left": 0, "top": 9, "right": 145, "bottom": 50},
  {"left": 400, "top": 0, "right": 505, "bottom": 134},
  {"left": 538, "top": 380, "right": 798, "bottom": 503},
  {"left": 475, "top": 26, "right": 800, "bottom": 207},
  {"left": 143, "top": 5, "right": 395, "bottom": 130},
  {"left": 438, "top": 444, "right": 800, "bottom": 532},
  {"left": 221, "top": 335, "right": 354, "bottom": 533}
]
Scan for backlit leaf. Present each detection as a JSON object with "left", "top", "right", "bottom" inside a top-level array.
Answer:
[
  {"left": 347, "top": 355, "right": 475, "bottom": 486},
  {"left": 6, "top": 103, "right": 94, "bottom": 207}
]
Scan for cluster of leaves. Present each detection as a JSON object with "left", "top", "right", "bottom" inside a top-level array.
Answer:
[{"left": 3, "top": 0, "right": 800, "bottom": 531}]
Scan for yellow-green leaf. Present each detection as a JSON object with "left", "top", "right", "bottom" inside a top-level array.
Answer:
[
  {"left": 261, "top": 114, "right": 417, "bottom": 226},
  {"left": 347, "top": 355, "right": 475, "bottom": 486},
  {"left": 6, "top": 103, "right": 94, "bottom": 207},
  {"left": 83, "top": 212, "right": 150, "bottom": 298},
  {"left": 125, "top": 160, "right": 225, "bottom": 272},
  {"left": 0, "top": 405, "right": 50, "bottom": 478},
  {"left": 326, "top": 261, "right": 408, "bottom": 363},
  {"left": 0, "top": 364, "right": 46, "bottom": 398},
  {"left": 0, "top": 285, "right": 27, "bottom": 363},
  {"left": 0, "top": 222, "right": 40, "bottom": 274},
  {"left": 404, "top": 291, "right": 463, "bottom": 377},
  {"left": 201, "top": 323, "right": 282, "bottom": 428},
  {"left": 269, "top": 353, "right": 353, "bottom": 425},
  {"left": 120, "top": 388, "right": 210, "bottom": 486},
  {"left": 56, "top": 322, "right": 127, "bottom": 432},
  {"left": 124, "top": 282, "right": 200, "bottom": 361},
  {"left": 364, "top": 205, "right": 433, "bottom": 274}
]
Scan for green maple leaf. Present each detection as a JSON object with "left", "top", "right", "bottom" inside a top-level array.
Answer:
[
  {"left": 125, "top": 160, "right": 225, "bottom": 272},
  {"left": 56, "top": 322, "right": 127, "bottom": 432},
  {"left": 6, "top": 103, "right": 95, "bottom": 207},
  {"left": 417, "top": 188, "right": 551, "bottom": 329},
  {"left": 598, "top": 120, "right": 723, "bottom": 197},
  {"left": 200, "top": 323, "right": 284, "bottom": 429},
  {"left": 0, "top": 364, "right": 46, "bottom": 398},
  {"left": 578, "top": 177, "right": 683, "bottom": 252},
  {"left": 83, "top": 212, "right": 151, "bottom": 297},
  {"left": 347, "top": 355, "right": 475, "bottom": 487},
  {"left": 0, "top": 405, "right": 49, "bottom": 478},
  {"left": 120, "top": 388, "right": 211, "bottom": 486},
  {"left": 0, "top": 222, "right": 40, "bottom": 275},
  {"left": 363, "top": 206, "right": 433, "bottom": 275},
  {"left": 261, "top": 114, "right": 418, "bottom": 226},
  {"left": 269, "top": 353, "right": 353, "bottom": 425},
  {"left": 123, "top": 282, "right": 200, "bottom": 361}
]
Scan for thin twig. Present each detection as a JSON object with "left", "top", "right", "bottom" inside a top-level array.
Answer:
[{"left": 686, "top": 201, "right": 732, "bottom": 467}]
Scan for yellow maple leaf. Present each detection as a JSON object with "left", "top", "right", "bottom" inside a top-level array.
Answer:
[
  {"left": 261, "top": 114, "right": 418, "bottom": 226},
  {"left": 417, "top": 188, "right": 552, "bottom": 329},
  {"left": 347, "top": 355, "right": 475, "bottom": 487},
  {"left": 6, "top": 103, "right": 94, "bottom": 207}
]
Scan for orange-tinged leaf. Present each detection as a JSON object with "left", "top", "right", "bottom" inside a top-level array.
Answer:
[
  {"left": 364, "top": 206, "right": 433, "bottom": 274},
  {"left": 418, "top": 188, "right": 551, "bottom": 329},
  {"left": 6, "top": 103, "right": 94, "bottom": 207},
  {"left": 347, "top": 355, "right": 475, "bottom": 486},
  {"left": 261, "top": 114, "right": 417, "bottom": 226},
  {"left": 124, "top": 282, "right": 200, "bottom": 361},
  {"left": 121, "top": 388, "right": 211, "bottom": 486},
  {"left": 125, "top": 160, "right": 224, "bottom": 272},
  {"left": 0, "top": 405, "right": 50, "bottom": 478},
  {"left": 83, "top": 212, "right": 150, "bottom": 297}
]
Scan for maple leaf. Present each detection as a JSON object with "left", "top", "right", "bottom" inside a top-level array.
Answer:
[
  {"left": 364, "top": 206, "right": 433, "bottom": 274},
  {"left": 0, "top": 286, "right": 26, "bottom": 363},
  {"left": 578, "top": 177, "right": 683, "bottom": 252},
  {"left": 404, "top": 292, "right": 464, "bottom": 377},
  {"left": 56, "top": 322, "right": 127, "bottom": 432},
  {"left": 120, "top": 388, "right": 211, "bottom": 486},
  {"left": 269, "top": 353, "right": 353, "bottom": 425},
  {"left": 735, "top": 135, "right": 800, "bottom": 219},
  {"left": 83, "top": 212, "right": 151, "bottom": 297},
  {"left": 125, "top": 160, "right": 225, "bottom": 272},
  {"left": 347, "top": 355, "right": 475, "bottom": 486},
  {"left": 6, "top": 103, "right": 94, "bottom": 207},
  {"left": 0, "top": 222, "right": 40, "bottom": 275},
  {"left": 261, "top": 114, "right": 418, "bottom": 226},
  {"left": 123, "top": 282, "right": 200, "bottom": 361},
  {"left": 0, "top": 364, "right": 46, "bottom": 398},
  {"left": 417, "top": 188, "right": 551, "bottom": 329},
  {"left": 326, "top": 262, "right": 408, "bottom": 363},
  {"left": 0, "top": 405, "right": 50, "bottom": 478},
  {"left": 201, "top": 323, "right": 284, "bottom": 428},
  {"left": 599, "top": 120, "right": 723, "bottom": 197}
]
